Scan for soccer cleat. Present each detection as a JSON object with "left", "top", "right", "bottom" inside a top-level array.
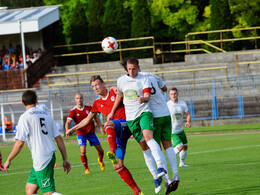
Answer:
[
  {"left": 166, "top": 180, "right": 180, "bottom": 195},
  {"left": 157, "top": 167, "right": 167, "bottom": 178},
  {"left": 54, "top": 163, "right": 60, "bottom": 168},
  {"left": 153, "top": 178, "right": 162, "bottom": 193},
  {"left": 138, "top": 192, "right": 144, "bottom": 195},
  {"left": 107, "top": 151, "right": 118, "bottom": 165},
  {"left": 98, "top": 158, "right": 105, "bottom": 171},
  {"left": 179, "top": 163, "right": 189, "bottom": 167},
  {"left": 165, "top": 179, "right": 172, "bottom": 194},
  {"left": 85, "top": 168, "right": 90, "bottom": 174},
  {"left": 0, "top": 166, "right": 5, "bottom": 171}
]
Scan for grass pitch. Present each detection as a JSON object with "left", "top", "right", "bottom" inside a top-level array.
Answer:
[{"left": 0, "top": 130, "right": 260, "bottom": 195}]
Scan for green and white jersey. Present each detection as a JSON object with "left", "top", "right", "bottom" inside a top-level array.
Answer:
[
  {"left": 117, "top": 74, "right": 152, "bottom": 121},
  {"left": 139, "top": 72, "right": 170, "bottom": 118},
  {"left": 167, "top": 100, "right": 189, "bottom": 134},
  {"left": 16, "top": 107, "right": 60, "bottom": 171}
]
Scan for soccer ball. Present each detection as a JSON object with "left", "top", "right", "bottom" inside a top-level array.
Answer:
[{"left": 101, "top": 36, "right": 118, "bottom": 54}]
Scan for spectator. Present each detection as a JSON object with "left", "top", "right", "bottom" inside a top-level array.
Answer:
[
  {"left": 4, "top": 116, "right": 12, "bottom": 132},
  {"left": 36, "top": 48, "right": 42, "bottom": 58},
  {"left": 8, "top": 43, "right": 15, "bottom": 53},
  {"left": 30, "top": 53, "right": 38, "bottom": 63},
  {"left": 26, "top": 54, "right": 32, "bottom": 67}
]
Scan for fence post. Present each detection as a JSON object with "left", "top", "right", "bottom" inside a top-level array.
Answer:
[
  {"left": 238, "top": 94, "right": 244, "bottom": 118},
  {"left": 189, "top": 99, "right": 195, "bottom": 121},
  {"left": 212, "top": 78, "right": 218, "bottom": 126}
]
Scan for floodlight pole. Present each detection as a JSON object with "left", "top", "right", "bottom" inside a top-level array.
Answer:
[
  {"left": 1, "top": 104, "right": 6, "bottom": 142},
  {"left": 19, "top": 20, "right": 28, "bottom": 88}
]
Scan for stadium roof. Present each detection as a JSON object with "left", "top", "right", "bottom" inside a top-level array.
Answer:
[{"left": 0, "top": 5, "right": 60, "bottom": 35}]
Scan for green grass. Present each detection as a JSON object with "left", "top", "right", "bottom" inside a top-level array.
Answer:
[{"left": 1, "top": 130, "right": 260, "bottom": 195}]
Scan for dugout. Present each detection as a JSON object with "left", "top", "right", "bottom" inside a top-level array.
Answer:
[{"left": 0, "top": 100, "right": 64, "bottom": 142}]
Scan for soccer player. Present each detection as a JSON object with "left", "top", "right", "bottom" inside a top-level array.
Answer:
[
  {"left": 66, "top": 76, "right": 143, "bottom": 195},
  {"left": 139, "top": 71, "right": 180, "bottom": 194},
  {"left": 167, "top": 87, "right": 191, "bottom": 167},
  {"left": 117, "top": 57, "right": 167, "bottom": 182},
  {"left": 0, "top": 150, "right": 5, "bottom": 171},
  {"left": 65, "top": 93, "right": 105, "bottom": 174},
  {"left": 4, "top": 90, "right": 71, "bottom": 195}
]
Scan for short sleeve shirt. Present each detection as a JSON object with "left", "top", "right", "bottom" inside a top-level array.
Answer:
[
  {"left": 117, "top": 74, "right": 152, "bottom": 121},
  {"left": 15, "top": 107, "right": 60, "bottom": 171},
  {"left": 67, "top": 104, "right": 95, "bottom": 135},
  {"left": 167, "top": 100, "right": 189, "bottom": 134}
]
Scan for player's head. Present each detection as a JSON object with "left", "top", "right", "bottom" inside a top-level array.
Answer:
[
  {"left": 169, "top": 87, "right": 178, "bottom": 102},
  {"left": 126, "top": 57, "right": 140, "bottom": 78},
  {"left": 90, "top": 75, "right": 106, "bottom": 95},
  {"left": 75, "top": 93, "right": 83, "bottom": 106},
  {"left": 22, "top": 90, "right": 37, "bottom": 106}
]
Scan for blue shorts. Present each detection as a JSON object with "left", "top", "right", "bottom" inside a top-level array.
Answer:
[
  {"left": 77, "top": 134, "right": 101, "bottom": 147},
  {"left": 112, "top": 119, "right": 132, "bottom": 160}
]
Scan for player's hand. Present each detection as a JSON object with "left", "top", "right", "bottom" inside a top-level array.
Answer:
[
  {"left": 63, "top": 159, "right": 71, "bottom": 174},
  {"left": 137, "top": 95, "right": 143, "bottom": 104},
  {"left": 66, "top": 129, "right": 73, "bottom": 138},
  {"left": 185, "top": 122, "right": 191, "bottom": 128},
  {"left": 4, "top": 160, "right": 11, "bottom": 172},
  {"left": 100, "top": 126, "right": 106, "bottom": 135},
  {"left": 107, "top": 112, "right": 114, "bottom": 121}
]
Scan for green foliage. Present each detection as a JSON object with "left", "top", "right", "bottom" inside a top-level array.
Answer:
[{"left": 0, "top": 0, "right": 44, "bottom": 8}]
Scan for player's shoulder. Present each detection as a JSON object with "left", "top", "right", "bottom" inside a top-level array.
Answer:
[
  {"left": 179, "top": 99, "right": 187, "bottom": 105},
  {"left": 70, "top": 106, "right": 77, "bottom": 111}
]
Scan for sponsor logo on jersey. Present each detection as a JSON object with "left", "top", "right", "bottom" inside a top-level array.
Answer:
[
  {"left": 125, "top": 89, "right": 137, "bottom": 100},
  {"left": 111, "top": 96, "right": 115, "bottom": 101}
]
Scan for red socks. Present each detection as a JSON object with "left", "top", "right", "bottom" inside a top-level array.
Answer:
[
  {"left": 116, "top": 166, "right": 141, "bottom": 195},
  {"left": 80, "top": 152, "right": 88, "bottom": 169},
  {"left": 98, "top": 150, "right": 104, "bottom": 163},
  {"left": 0, "top": 152, "right": 2, "bottom": 167},
  {"left": 105, "top": 125, "right": 117, "bottom": 154}
]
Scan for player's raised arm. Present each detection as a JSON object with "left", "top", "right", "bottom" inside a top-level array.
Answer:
[
  {"left": 66, "top": 112, "right": 96, "bottom": 137},
  {"left": 55, "top": 135, "right": 71, "bottom": 174}
]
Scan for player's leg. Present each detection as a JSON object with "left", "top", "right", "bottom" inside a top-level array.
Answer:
[
  {"left": 114, "top": 140, "right": 142, "bottom": 195},
  {"left": 0, "top": 151, "right": 5, "bottom": 171},
  {"left": 104, "top": 121, "right": 117, "bottom": 154},
  {"left": 26, "top": 183, "right": 39, "bottom": 195},
  {"left": 139, "top": 113, "right": 166, "bottom": 177},
  {"left": 78, "top": 135, "right": 89, "bottom": 173},
  {"left": 88, "top": 133, "right": 105, "bottom": 171},
  {"left": 171, "top": 133, "right": 184, "bottom": 155},
  {"left": 178, "top": 131, "right": 189, "bottom": 167},
  {"left": 139, "top": 140, "right": 162, "bottom": 193}
]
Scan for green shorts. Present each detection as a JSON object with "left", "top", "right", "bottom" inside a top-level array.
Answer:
[
  {"left": 126, "top": 112, "right": 154, "bottom": 142},
  {"left": 153, "top": 115, "right": 171, "bottom": 144},
  {"left": 171, "top": 131, "right": 188, "bottom": 148},
  {"left": 27, "top": 154, "right": 56, "bottom": 193}
]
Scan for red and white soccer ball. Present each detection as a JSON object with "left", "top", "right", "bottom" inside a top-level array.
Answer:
[{"left": 101, "top": 36, "right": 118, "bottom": 54}]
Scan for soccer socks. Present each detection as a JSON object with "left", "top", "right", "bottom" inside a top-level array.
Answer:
[
  {"left": 105, "top": 125, "right": 117, "bottom": 154},
  {"left": 143, "top": 149, "right": 157, "bottom": 179},
  {"left": 165, "top": 147, "right": 179, "bottom": 179},
  {"left": 116, "top": 166, "right": 141, "bottom": 195},
  {"left": 179, "top": 150, "right": 187, "bottom": 165},
  {"left": 98, "top": 150, "right": 104, "bottom": 163},
  {"left": 174, "top": 147, "right": 180, "bottom": 155},
  {"left": 80, "top": 152, "right": 88, "bottom": 169},
  {"left": 146, "top": 139, "right": 164, "bottom": 168}
]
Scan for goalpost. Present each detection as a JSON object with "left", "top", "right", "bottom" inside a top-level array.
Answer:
[{"left": 0, "top": 100, "right": 64, "bottom": 142}]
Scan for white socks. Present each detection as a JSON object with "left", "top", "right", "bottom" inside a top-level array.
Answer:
[
  {"left": 146, "top": 139, "right": 164, "bottom": 168},
  {"left": 52, "top": 192, "right": 63, "bottom": 195},
  {"left": 174, "top": 147, "right": 180, "bottom": 155},
  {"left": 180, "top": 150, "right": 187, "bottom": 165},
  {"left": 165, "top": 147, "right": 179, "bottom": 179},
  {"left": 143, "top": 149, "right": 157, "bottom": 179}
]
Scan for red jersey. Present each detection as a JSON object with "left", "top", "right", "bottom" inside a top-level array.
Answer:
[
  {"left": 91, "top": 87, "right": 126, "bottom": 119},
  {"left": 67, "top": 104, "right": 95, "bottom": 135}
]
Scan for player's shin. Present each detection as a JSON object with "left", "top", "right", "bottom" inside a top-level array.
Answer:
[
  {"left": 80, "top": 152, "right": 88, "bottom": 169},
  {"left": 105, "top": 125, "right": 117, "bottom": 154},
  {"left": 165, "top": 147, "right": 179, "bottom": 179},
  {"left": 143, "top": 149, "right": 157, "bottom": 179},
  {"left": 146, "top": 139, "right": 165, "bottom": 168}
]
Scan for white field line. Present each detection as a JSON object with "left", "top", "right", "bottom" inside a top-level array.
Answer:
[{"left": 1, "top": 144, "right": 260, "bottom": 177}]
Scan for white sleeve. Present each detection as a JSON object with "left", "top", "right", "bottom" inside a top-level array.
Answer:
[
  {"left": 143, "top": 76, "right": 152, "bottom": 89},
  {"left": 52, "top": 117, "right": 60, "bottom": 138},
  {"left": 184, "top": 102, "right": 189, "bottom": 112},
  {"left": 152, "top": 73, "right": 165, "bottom": 89},
  {"left": 15, "top": 115, "right": 29, "bottom": 141}
]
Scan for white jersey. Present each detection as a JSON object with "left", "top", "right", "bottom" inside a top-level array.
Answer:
[
  {"left": 117, "top": 74, "right": 152, "bottom": 121},
  {"left": 167, "top": 100, "right": 189, "bottom": 134},
  {"left": 15, "top": 107, "right": 60, "bottom": 171},
  {"left": 139, "top": 72, "right": 170, "bottom": 118}
]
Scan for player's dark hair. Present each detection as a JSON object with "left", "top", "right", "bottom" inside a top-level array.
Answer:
[
  {"left": 127, "top": 57, "right": 139, "bottom": 66},
  {"left": 90, "top": 75, "right": 104, "bottom": 84},
  {"left": 119, "top": 57, "right": 129, "bottom": 71},
  {"left": 22, "top": 90, "right": 37, "bottom": 105},
  {"left": 170, "top": 87, "right": 178, "bottom": 92}
]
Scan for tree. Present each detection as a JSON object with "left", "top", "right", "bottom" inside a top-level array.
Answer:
[{"left": 0, "top": 0, "right": 44, "bottom": 8}]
